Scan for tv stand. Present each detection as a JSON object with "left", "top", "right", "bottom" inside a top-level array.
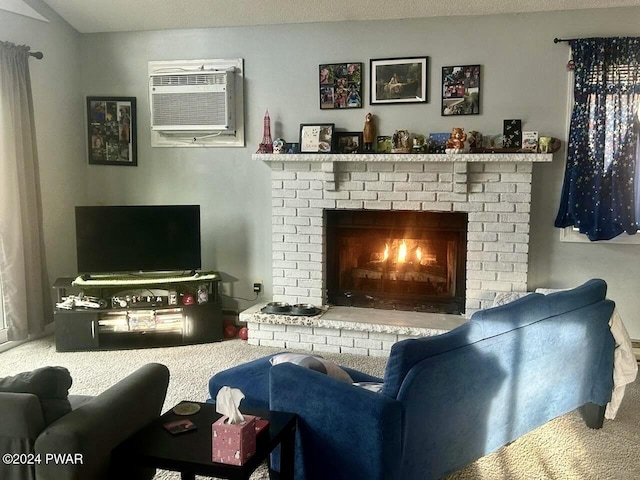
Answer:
[{"left": 53, "top": 272, "right": 223, "bottom": 352}]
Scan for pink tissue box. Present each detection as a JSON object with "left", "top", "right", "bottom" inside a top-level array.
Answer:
[{"left": 212, "top": 415, "right": 257, "bottom": 465}]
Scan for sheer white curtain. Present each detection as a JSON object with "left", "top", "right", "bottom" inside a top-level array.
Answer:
[{"left": 0, "top": 41, "right": 51, "bottom": 340}]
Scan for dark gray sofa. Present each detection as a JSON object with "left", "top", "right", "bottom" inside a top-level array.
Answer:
[{"left": 0, "top": 363, "right": 169, "bottom": 480}]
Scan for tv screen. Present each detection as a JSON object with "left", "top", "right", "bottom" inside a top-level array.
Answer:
[{"left": 75, "top": 205, "right": 201, "bottom": 274}]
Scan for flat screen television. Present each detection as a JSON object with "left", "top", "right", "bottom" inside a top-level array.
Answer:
[{"left": 75, "top": 205, "right": 201, "bottom": 274}]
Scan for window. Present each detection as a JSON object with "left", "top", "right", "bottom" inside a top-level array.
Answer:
[{"left": 555, "top": 37, "right": 640, "bottom": 241}]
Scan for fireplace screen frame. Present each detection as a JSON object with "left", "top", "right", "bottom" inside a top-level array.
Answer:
[{"left": 325, "top": 210, "right": 467, "bottom": 314}]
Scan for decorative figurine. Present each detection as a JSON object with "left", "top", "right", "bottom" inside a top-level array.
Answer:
[
  {"left": 272, "top": 138, "right": 286, "bottom": 154},
  {"left": 445, "top": 127, "right": 468, "bottom": 153},
  {"left": 363, "top": 112, "right": 376, "bottom": 152},
  {"left": 412, "top": 134, "right": 426, "bottom": 153},
  {"left": 467, "top": 130, "right": 483, "bottom": 151},
  {"left": 256, "top": 110, "right": 273, "bottom": 154},
  {"left": 538, "top": 136, "right": 561, "bottom": 153},
  {"left": 391, "top": 130, "right": 411, "bottom": 153}
]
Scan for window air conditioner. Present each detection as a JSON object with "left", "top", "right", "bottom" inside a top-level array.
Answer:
[{"left": 149, "top": 68, "right": 235, "bottom": 132}]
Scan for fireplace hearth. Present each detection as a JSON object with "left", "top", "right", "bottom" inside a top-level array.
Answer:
[{"left": 326, "top": 210, "right": 467, "bottom": 314}]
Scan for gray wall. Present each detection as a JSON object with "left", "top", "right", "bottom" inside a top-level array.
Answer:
[
  {"left": 0, "top": 0, "right": 85, "bottom": 287},
  {"left": 4, "top": 4, "right": 640, "bottom": 337}
]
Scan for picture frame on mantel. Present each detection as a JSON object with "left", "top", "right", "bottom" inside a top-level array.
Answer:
[
  {"left": 319, "top": 62, "right": 363, "bottom": 109},
  {"left": 299, "top": 123, "right": 335, "bottom": 153},
  {"left": 370, "top": 57, "right": 428, "bottom": 104},
  {"left": 87, "top": 96, "right": 137, "bottom": 166}
]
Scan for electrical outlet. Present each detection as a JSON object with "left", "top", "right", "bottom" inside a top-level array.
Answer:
[{"left": 253, "top": 282, "right": 262, "bottom": 294}]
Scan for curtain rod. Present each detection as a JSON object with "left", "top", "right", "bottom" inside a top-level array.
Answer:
[
  {"left": 554, "top": 38, "right": 577, "bottom": 44},
  {"left": 29, "top": 51, "right": 43, "bottom": 59}
]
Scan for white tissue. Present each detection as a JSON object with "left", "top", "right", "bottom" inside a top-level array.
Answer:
[{"left": 215, "top": 386, "right": 245, "bottom": 424}]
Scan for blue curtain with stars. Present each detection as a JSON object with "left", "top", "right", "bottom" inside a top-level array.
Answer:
[{"left": 555, "top": 37, "right": 640, "bottom": 241}]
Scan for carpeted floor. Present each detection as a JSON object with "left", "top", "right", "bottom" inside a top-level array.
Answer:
[{"left": 1, "top": 336, "right": 638, "bottom": 479}]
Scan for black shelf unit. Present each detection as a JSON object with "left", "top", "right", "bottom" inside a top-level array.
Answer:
[{"left": 52, "top": 274, "right": 223, "bottom": 352}]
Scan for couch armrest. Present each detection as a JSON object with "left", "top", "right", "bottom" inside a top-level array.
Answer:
[
  {"left": 0, "top": 392, "right": 46, "bottom": 440},
  {"left": 34, "top": 363, "right": 169, "bottom": 480},
  {"left": 270, "top": 362, "right": 403, "bottom": 480}
]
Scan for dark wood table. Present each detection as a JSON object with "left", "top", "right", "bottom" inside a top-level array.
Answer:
[{"left": 114, "top": 401, "right": 296, "bottom": 480}]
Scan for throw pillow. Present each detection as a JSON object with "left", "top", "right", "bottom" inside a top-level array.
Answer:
[
  {"left": 0, "top": 366, "right": 73, "bottom": 425},
  {"left": 352, "top": 381, "right": 384, "bottom": 393},
  {"left": 269, "top": 353, "right": 353, "bottom": 383},
  {"left": 492, "top": 291, "right": 531, "bottom": 307}
]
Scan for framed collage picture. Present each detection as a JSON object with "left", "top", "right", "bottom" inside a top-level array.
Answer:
[
  {"left": 87, "top": 97, "right": 137, "bottom": 165},
  {"left": 370, "top": 57, "right": 428, "bottom": 104},
  {"left": 319, "top": 63, "right": 362, "bottom": 109},
  {"left": 441, "top": 65, "right": 481, "bottom": 116}
]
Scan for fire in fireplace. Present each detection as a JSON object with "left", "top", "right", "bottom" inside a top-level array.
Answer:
[{"left": 326, "top": 210, "right": 467, "bottom": 314}]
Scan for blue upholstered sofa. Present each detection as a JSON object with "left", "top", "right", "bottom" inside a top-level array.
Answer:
[{"left": 209, "top": 279, "right": 615, "bottom": 480}]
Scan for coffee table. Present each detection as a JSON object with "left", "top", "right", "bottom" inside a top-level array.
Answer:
[{"left": 114, "top": 401, "right": 296, "bottom": 480}]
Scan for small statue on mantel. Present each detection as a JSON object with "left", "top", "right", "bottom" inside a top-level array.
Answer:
[
  {"left": 391, "top": 129, "right": 411, "bottom": 153},
  {"left": 256, "top": 110, "right": 273, "bottom": 154},
  {"left": 363, "top": 112, "right": 376, "bottom": 152}
]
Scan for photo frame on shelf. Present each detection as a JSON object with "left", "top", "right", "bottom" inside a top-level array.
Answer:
[
  {"left": 299, "top": 123, "right": 335, "bottom": 153},
  {"left": 319, "top": 63, "right": 363, "bottom": 109},
  {"left": 441, "top": 65, "right": 480, "bottom": 116},
  {"left": 87, "top": 96, "right": 137, "bottom": 166},
  {"left": 376, "top": 135, "right": 392, "bottom": 153},
  {"left": 370, "top": 57, "right": 428, "bottom": 104},
  {"left": 335, "top": 132, "right": 363, "bottom": 154}
]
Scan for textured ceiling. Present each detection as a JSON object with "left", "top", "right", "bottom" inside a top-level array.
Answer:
[{"left": 40, "top": 0, "right": 640, "bottom": 33}]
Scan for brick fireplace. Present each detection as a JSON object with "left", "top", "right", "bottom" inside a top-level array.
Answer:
[{"left": 242, "top": 152, "right": 552, "bottom": 355}]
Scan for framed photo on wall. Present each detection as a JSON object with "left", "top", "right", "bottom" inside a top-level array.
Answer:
[
  {"left": 299, "top": 123, "right": 335, "bottom": 153},
  {"left": 87, "top": 96, "right": 137, "bottom": 166},
  {"left": 370, "top": 57, "right": 428, "bottom": 104},
  {"left": 319, "top": 63, "right": 363, "bottom": 109},
  {"left": 441, "top": 65, "right": 480, "bottom": 116},
  {"left": 335, "top": 132, "right": 363, "bottom": 154}
]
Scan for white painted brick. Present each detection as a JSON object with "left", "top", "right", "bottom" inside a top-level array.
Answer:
[
  {"left": 248, "top": 338, "right": 260, "bottom": 346},
  {"left": 286, "top": 341, "right": 313, "bottom": 351},
  {"left": 467, "top": 262, "right": 482, "bottom": 272},
  {"left": 453, "top": 183, "right": 468, "bottom": 194},
  {"left": 285, "top": 162, "right": 311, "bottom": 171},
  {"left": 500, "top": 173, "right": 531, "bottom": 183},
  {"left": 273, "top": 277, "right": 298, "bottom": 287},
  {"left": 323, "top": 191, "right": 350, "bottom": 200},
  {"left": 349, "top": 191, "right": 378, "bottom": 200},
  {"left": 300, "top": 334, "right": 328, "bottom": 344},
  {"left": 378, "top": 191, "right": 407, "bottom": 201},
  {"left": 498, "top": 272, "right": 528, "bottom": 283},
  {"left": 355, "top": 338, "right": 383, "bottom": 350},
  {"left": 284, "top": 325, "right": 313, "bottom": 334},
  {"left": 259, "top": 324, "right": 287, "bottom": 332},
  {"left": 273, "top": 225, "right": 297, "bottom": 234},
  {"left": 468, "top": 183, "right": 484, "bottom": 193},
  {"left": 380, "top": 173, "right": 409, "bottom": 182},
  {"left": 466, "top": 270, "right": 498, "bottom": 281},
  {"left": 284, "top": 199, "right": 310, "bottom": 208},
  {"left": 297, "top": 226, "right": 323, "bottom": 235},
  {"left": 313, "top": 344, "right": 341, "bottom": 353},
  {"left": 272, "top": 190, "right": 296, "bottom": 199},
  {"left": 422, "top": 202, "right": 453, "bottom": 211},
  {"left": 499, "top": 213, "right": 530, "bottom": 223},
  {"left": 284, "top": 234, "right": 309, "bottom": 244},
  {"left": 298, "top": 279, "right": 323, "bottom": 289},
  {"left": 409, "top": 173, "right": 439, "bottom": 182},
  {"left": 340, "top": 330, "right": 370, "bottom": 339},
  {"left": 340, "top": 181, "right": 366, "bottom": 191},
  {"left": 469, "top": 212, "right": 499, "bottom": 223},
  {"left": 468, "top": 223, "right": 483, "bottom": 232},
  {"left": 393, "top": 201, "right": 422, "bottom": 210},
  {"left": 310, "top": 181, "right": 324, "bottom": 190},
  {"left": 285, "top": 217, "right": 310, "bottom": 226},
  {"left": 483, "top": 243, "right": 515, "bottom": 253},
  {"left": 516, "top": 183, "right": 532, "bottom": 193},
  {"left": 340, "top": 163, "right": 367, "bottom": 172},
  {"left": 424, "top": 183, "right": 453, "bottom": 192},
  {"left": 296, "top": 171, "right": 325, "bottom": 181},
  {"left": 499, "top": 233, "right": 529, "bottom": 244},
  {"left": 273, "top": 286, "right": 285, "bottom": 295},
  {"left": 498, "top": 253, "right": 529, "bottom": 263},
  {"left": 321, "top": 162, "right": 335, "bottom": 172},
  {"left": 514, "top": 243, "right": 529, "bottom": 254},
  {"left": 466, "top": 279, "right": 482, "bottom": 290},
  {"left": 467, "top": 290, "right": 496, "bottom": 300},
  {"left": 250, "top": 329, "right": 274, "bottom": 340},
  {"left": 482, "top": 262, "right": 514, "bottom": 272},
  {"left": 298, "top": 189, "right": 324, "bottom": 199},
  {"left": 467, "top": 241, "right": 483, "bottom": 251},
  {"left": 481, "top": 281, "right": 513, "bottom": 292},
  {"left": 469, "top": 193, "right": 500, "bottom": 203},
  {"left": 272, "top": 171, "right": 297, "bottom": 180},
  {"left": 368, "top": 163, "right": 395, "bottom": 172},
  {"left": 337, "top": 200, "right": 365, "bottom": 209},
  {"left": 484, "top": 223, "right": 515, "bottom": 233},
  {"left": 369, "top": 332, "right": 398, "bottom": 342},
  {"left": 365, "top": 201, "right": 393, "bottom": 210},
  {"left": 466, "top": 300, "right": 481, "bottom": 311},
  {"left": 283, "top": 180, "right": 310, "bottom": 190},
  {"left": 259, "top": 339, "right": 287, "bottom": 348},
  {"left": 516, "top": 163, "right": 533, "bottom": 173},
  {"left": 394, "top": 182, "right": 424, "bottom": 191},
  {"left": 273, "top": 207, "right": 297, "bottom": 217},
  {"left": 484, "top": 203, "right": 516, "bottom": 212},
  {"left": 327, "top": 336, "right": 355, "bottom": 347},
  {"left": 298, "top": 208, "right": 324, "bottom": 217},
  {"left": 298, "top": 244, "right": 323, "bottom": 253},
  {"left": 383, "top": 340, "right": 397, "bottom": 350},
  {"left": 269, "top": 162, "right": 284, "bottom": 170},
  {"left": 469, "top": 173, "right": 500, "bottom": 182},
  {"left": 367, "top": 182, "right": 394, "bottom": 192},
  {"left": 273, "top": 268, "right": 284, "bottom": 278},
  {"left": 516, "top": 204, "right": 531, "bottom": 213},
  {"left": 286, "top": 270, "right": 310, "bottom": 279},
  {"left": 515, "top": 224, "right": 530, "bottom": 234},
  {"left": 272, "top": 180, "right": 284, "bottom": 190},
  {"left": 408, "top": 192, "right": 437, "bottom": 202},
  {"left": 273, "top": 243, "right": 298, "bottom": 252},
  {"left": 394, "top": 163, "right": 424, "bottom": 172},
  {"left": 285, "top": 252, "right": 311, "bottom": 261},
  {"left": 310, "top": 327, "right": 338, "bottom": 337},
  {"left": 272, "top": 252, "right": 285, "bottom": 260},
  {"left": 285, "top": 287, "right": 310, "bottom": 296},
  {"left": 501, "top": 193, "right": 531, "bottom": 204},
  {"left": 467, "top": 251, "right": 498, "bottom": 261},
  {"left": 485, "top": 183, "right": 517, "bottom": 193},
  {"left": 468, "top": 163, "right": 484, "bottom": 172},
  {"left": 423, "top": 164, "right": 452, "bottom": 172},
  {"left": 454, "top": 202, "right": 482, "bottom": 212},
  {"left": 351, "top": 172, "right": 380, "bottom": 181},
  {"left": 439, "top": 173, "right": 453, "bottom": 183},
  {"left": 484, "top": 163, "right": 517, "bottom": 173}
]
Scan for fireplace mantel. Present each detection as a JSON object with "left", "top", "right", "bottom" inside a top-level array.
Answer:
[{"left": 253, "top": 152, "right": 553, "bottom": 163}]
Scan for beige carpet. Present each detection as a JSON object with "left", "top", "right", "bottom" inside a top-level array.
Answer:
[{"left": 0, "top": 336, "right": 638, "bottom": 479}]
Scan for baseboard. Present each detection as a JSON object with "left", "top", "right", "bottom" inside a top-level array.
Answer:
[{"left": 632, "top": 340, "right": 640, "bottom": 363}]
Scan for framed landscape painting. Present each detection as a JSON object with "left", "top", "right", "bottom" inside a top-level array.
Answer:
[{"left": 370, "top": 57, "right": 428, "bottom": 104}]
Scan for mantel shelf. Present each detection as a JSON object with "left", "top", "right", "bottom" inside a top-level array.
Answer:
[{"left": 253, "top": 152, "right": 553, "bottom": 163}]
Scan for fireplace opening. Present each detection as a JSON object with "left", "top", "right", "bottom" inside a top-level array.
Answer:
[{"left": 326, "top": 210, "right": 467, "bottom": 314}]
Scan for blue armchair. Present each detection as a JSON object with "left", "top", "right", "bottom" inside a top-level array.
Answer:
[{"left": 209, "top": 279, "right": 615, "bottom": 480}]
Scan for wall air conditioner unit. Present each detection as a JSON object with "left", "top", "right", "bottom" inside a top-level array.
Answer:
[{"left": 149, "top": 68, "right": 235, "bottom": 132}]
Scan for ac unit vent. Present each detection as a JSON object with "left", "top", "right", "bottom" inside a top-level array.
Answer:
[
  {"left": 149, "top": 70, "right": 234, "bottom": 131},
  {"left": 152, "top": 73, "right": 227, "bottom": 87}
]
